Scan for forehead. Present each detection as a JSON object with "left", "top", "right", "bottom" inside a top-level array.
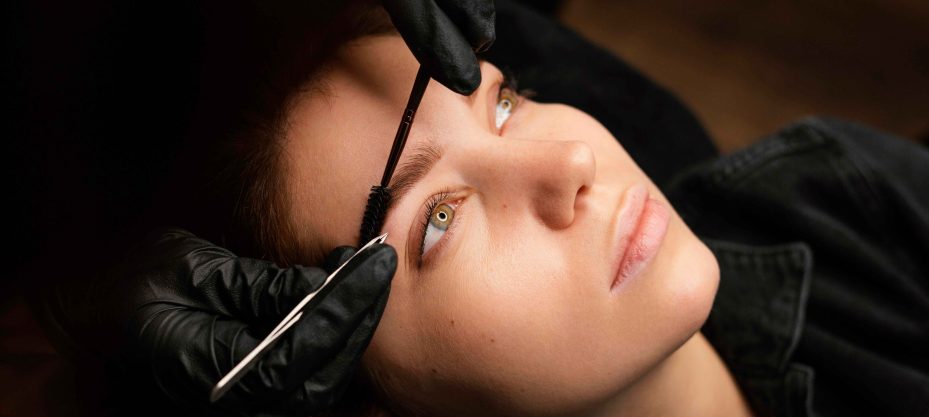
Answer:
[{"left": 281, "top": 35, "right": 427, "bottom": 255}]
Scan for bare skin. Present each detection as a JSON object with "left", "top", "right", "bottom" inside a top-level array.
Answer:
[{"left": 281, "top": 34, "right": 753, "bottom": 417}]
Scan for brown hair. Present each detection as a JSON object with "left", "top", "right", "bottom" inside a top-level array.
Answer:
[
  {"left": 169, "top": 2, "right": 404, "bottom": 416},
  {"left": 178, "top": 1, "right": 392, "bottom": 263}
]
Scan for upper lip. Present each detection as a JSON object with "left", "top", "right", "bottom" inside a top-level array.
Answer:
[{"left": 607, "top": 184, "right": 649, "bottom": 288}]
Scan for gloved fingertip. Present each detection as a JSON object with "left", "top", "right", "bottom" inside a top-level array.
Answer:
[
  {"left": 353, "top": 244, "right": 397, "bottom": 287},
  {"left": 474, "top": 37, "right": 494, "bottom": 53},
  {"left": 437, "top": 65, "right": 482, "bottom": 95},
  {"left": 370, "top": 244, "right": 398, "bottom": 279},
  {"left": 451, "top": 76, "right": 481, "bottom": 95},
  {"left": 324, "top": 246, "right": 357, "bottom": 272},
  {"left": 470, "top": 18, "right": 495, "bottom": 53},
  {"left": 280, "top": 265, "right": 329, "bottom": 303},
  {"left": 324, "top": 244, "right": 396, "bottom": 292}
]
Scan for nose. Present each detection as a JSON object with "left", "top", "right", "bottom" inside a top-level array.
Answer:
[{"left": 464, "top": 139, "right": 596, "bottom": 229}]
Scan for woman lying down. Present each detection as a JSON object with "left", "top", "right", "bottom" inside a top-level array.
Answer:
[
  {"left": 110, "top": 10, "right": 928, "bottom": 417},
  {"left": 182, "top": 28, "right": 926, "bottom": 416}
]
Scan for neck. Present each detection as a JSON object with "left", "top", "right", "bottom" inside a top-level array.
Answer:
[{"left": 593, "top": 332, "right": 754, "bottom": 417}]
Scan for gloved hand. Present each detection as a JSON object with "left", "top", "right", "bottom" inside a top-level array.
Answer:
[
  {"left": 382, "top": 0, "right": 496, "bottom": 95},
  {"left": 78, "top": 229, "right": 396, "bottom": 416}
]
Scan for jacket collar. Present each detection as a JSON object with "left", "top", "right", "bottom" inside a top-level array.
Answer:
[{"left": 702, "top": 239, "right": 816, "bottom": 417}]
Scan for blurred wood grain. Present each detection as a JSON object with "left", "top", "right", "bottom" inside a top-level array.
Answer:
[{"left": 560, "top": 0, "right": 929, "bottom": 152}]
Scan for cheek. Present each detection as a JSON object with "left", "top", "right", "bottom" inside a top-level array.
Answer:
[
  {"left": 642, "top": 217, "right": 720, "bottom": 340},
  {"left": 368, "top": 227, "right": 632, "bottom": 416},
  {"left": 366, "top": 232, "right": 584, "bottom": 411},
  {"left": 416, "top": 232, "right": 578, "bottom": 372}
]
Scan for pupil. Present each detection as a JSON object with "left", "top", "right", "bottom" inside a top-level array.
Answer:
[{"left": 437, "top": 211, "right": 447, "bottom": 221}]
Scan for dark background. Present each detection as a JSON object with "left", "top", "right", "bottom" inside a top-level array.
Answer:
[{"left": 4, "top": 0, "right": 927, "bottom": 415}]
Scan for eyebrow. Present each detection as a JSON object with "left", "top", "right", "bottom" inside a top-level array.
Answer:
[{"left": 386, "top": 139, "right": 443, "bottom": 212}]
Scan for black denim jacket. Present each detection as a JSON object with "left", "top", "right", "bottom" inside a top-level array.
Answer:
[{"left": 666, "top": 118, "right": 929, "bottom": 417}]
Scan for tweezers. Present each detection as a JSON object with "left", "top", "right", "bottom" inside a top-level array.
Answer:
[{"left": 210, "top": 233, "right": 389, "bottom": 402}]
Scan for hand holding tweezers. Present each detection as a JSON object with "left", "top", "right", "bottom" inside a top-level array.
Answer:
[
  {"left": 210, "top": 233, "right": 388, "bottom": 402},
  {"left": 212, "top": 66, "right": 429, "bottom": 404}
]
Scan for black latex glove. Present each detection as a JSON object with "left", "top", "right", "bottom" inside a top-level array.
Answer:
[
  {"left": 382, "top": 0, "right": 496, "bottom": 95},
  {"left": 92, "top": 229, "right": 396, "bottom": 416}
]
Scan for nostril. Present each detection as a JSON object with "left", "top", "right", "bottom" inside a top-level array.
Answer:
[
  {"left": 577, "top": 184, "right": 592, "bottom": 198},
  {"left": 532, "top": 142, "right": 597, "bottom": 230},
  {"left": 572, "top": 184, "right": 591, "bottom": 213}
]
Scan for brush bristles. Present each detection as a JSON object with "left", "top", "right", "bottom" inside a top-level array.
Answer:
[{"left": 359, "top": 186, "right": 391, "bottom": 245}]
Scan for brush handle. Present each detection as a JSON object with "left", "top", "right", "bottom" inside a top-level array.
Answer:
[{"left": 381, "top": 66, "right": 430, "bottom": 186}]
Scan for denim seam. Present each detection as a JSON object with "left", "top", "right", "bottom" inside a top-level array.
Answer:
[
  {"left": 776, "top": 246, "right": 813, "bottom": 372},
  {"left": 704, "top": 239, "right": 813, "bottom": 372},
  {"left": 706, "top": 239, "right": 813, "bottom": 371},
  {"left": 709, "top": 124, "right": 829, "bottom": 186},
  {"left": 785, "top": 364, "right": 816, "bottom": 417}
]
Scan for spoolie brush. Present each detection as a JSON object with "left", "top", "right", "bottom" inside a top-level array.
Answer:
[{"left": 359, "top": 67, "right": 431, "bottom": 245}]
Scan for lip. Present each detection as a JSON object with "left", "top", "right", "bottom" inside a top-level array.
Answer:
[{"left": 609, "top": 184, "right": 671, "bottom": 292}]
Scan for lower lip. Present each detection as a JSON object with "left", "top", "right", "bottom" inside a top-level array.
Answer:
[{"left": 611, "top": 198, "right": 671, "bottom": 291}]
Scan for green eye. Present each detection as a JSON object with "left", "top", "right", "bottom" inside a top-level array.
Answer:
[
  {"left": 495, "top": 88, "right": 518, "bottom": 130},
  {"left": 423, "top": 202, "right": 455, "bottom": 256},
  {"left": 499, "top": 97, "right": 514, "bottom": 111},
  {"left": 429, "top": 203, "right": 455, "bottom": 230}
]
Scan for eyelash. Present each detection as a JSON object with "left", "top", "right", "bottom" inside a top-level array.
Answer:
[
  {"left": 496, "top": 69, "right": 527, "bottom": 134},
  {"left": 415, "top": 71, "right": 523, "bottom": 266},
  {"left": 418, "top": 189, "right": 453, "bottom": 263},
  {"left": 501, "top": 68, "right": 520, "bottom": 93}
]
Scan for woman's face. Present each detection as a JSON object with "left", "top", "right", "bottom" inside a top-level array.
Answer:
[{"left": 284, "top": 35, "right": 719, "bottom": 416}]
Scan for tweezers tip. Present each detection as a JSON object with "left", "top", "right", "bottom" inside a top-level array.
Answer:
[{"left": 209, "top": 385, "right": 224, "bottom": 403}]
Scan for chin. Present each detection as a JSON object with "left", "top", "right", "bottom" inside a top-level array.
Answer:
[
  {"left": 667, "top": 232, "right": 720, "bottom": 339},
  {"left": 637, "top": 213, "right": 721, "bottom": 357}
]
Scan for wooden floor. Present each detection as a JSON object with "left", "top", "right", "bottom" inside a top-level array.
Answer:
[{"left": 559, "top": 0, "right": 929, "bottom": 153}]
